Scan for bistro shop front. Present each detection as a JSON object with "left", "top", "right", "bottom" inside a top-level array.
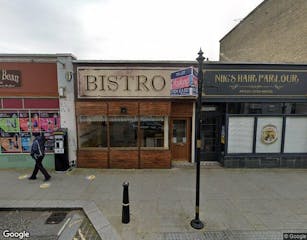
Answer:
[
  {"left": 200, "top": 63, "right": 307, "bottom": 167},
  {"left": 74, "top": 61, "right": 197, "bottom": 168}
]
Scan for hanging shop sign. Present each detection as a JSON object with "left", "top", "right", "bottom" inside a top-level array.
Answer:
[
  {"left": 77, "top": 67, "right": 191, "bottom": 98},
  {"left": 0, "top": 69, "right": 21, "bottom": 88},
  {"left": 203, "top": 65, "right": 307, "bottom": 98},
  {"left": 170, "top": 67, "right": 198, "bottom": 96}
]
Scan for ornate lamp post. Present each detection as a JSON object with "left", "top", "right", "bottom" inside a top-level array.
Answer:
[{"left": 190, "top": 49, "right": 205, "bottom": 230}]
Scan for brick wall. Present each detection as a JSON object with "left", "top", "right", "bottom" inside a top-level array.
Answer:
[{"left": 220, "top": 0, "right": 307, "bottom": 63}]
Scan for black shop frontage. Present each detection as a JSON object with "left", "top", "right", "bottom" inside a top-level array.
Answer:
[{"left": 200, "top": 63, "right": 307, "bottom": 168}]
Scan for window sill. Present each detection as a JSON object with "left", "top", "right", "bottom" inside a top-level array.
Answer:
[{"left": 140, "top": 147, "right": 169, "bottom": 151}]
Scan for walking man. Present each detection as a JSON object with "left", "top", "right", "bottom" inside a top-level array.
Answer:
[{"left": 29, "top": 133, "right": 51, "bottom": 181}]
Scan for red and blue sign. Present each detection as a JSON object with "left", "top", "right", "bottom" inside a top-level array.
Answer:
[{"left": 170, "top": 67, "right": 198, "bottom": 96}]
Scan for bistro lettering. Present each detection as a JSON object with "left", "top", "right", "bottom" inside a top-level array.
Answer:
[{"left": 85, "top": 74, "right": 166, "bottom": 92}]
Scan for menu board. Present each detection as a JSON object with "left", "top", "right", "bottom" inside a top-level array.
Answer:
[{"left": 0, "top": 113, "right": 20, "bottom": 132}]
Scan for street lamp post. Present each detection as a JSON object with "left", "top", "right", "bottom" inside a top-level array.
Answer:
[{"left": 190, "top": 49, "right": 205, "bottom": 230}]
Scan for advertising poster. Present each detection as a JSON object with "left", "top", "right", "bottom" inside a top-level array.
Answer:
[
  {"left": 31, "top": 113, "right": 40, "bottom": 132},
  {"left": 19, "top": 112, "right": 30, "bottom": 132},
  {"left": 21, "top": 133, "right": 32, "bottom": 152},
  {"left": 53, "top": 113, "right": 61, "bottom": 131},
  {"left": 0, "top": 112, "right": 20, "bottom": 132},
  {"left": 0, "top": 132, "right": 22, "bottom": 153},
  {"left": 44, "top": 132, "right": 54, "bottom": 152},
  {"left": 170, "top": 67, "right": 198, "bottom": 96},
  {"left": 40, "top": 112, "right": 60, "bottom": 132}
]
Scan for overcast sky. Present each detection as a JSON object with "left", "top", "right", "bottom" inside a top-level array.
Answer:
[{"left": 0, "top": 0, "right": 263, "bottom": 61}]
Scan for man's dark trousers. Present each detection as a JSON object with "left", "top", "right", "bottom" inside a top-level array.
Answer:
[{"left": 30, "top": 156, "right": 50, "bottom": 179}]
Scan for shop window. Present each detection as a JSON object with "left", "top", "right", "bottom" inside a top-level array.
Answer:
[
  {"left": 79, "top": 115, "right": 107, "bottom": 148},
  {"left": 140, "top": 116, "right": 165, "bottom": 148},
  {"left": 0, "top": 110, "right": 60, "bottom": 153},
  {"left": 284, "top": 117, "right": 307, "bottom": 153},
  {"left": 109, "top": 116, "right": 138, "bottom": 148},
  {"left": 227, "top": 117, "right": 254, "bottom": 153},
  {"left": 255, "top": 117, "right": 283, "bottom": 153}
]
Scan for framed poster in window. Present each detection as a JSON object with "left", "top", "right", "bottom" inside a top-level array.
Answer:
[
  {"left": 0, "top": 112, "right": 19, "bottom": 132},
  {"left": 0, "top": 132, "right": 22, "bottom": 153},
  {"left": 21, "top": 132, "right": 32, "bottom": 152},
  {"left": 40, "top": 112, "right": 60, "bottom": 132},
  {"left": 19, "top": 112, "right": 30, "bottom": 132},
  {"left": 31, "top": 112, "right": 40, "bottom": 132}
]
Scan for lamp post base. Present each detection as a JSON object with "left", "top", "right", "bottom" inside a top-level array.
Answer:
[{"left": 190, "top": 219, "right": 204, "bottom": 229}]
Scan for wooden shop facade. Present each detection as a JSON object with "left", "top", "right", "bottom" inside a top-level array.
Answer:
[{"left": 74, "top": 61, "right": 197, "bottom": 168}]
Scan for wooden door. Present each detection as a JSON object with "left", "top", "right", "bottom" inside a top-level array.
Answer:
[{"left": 171, "top": 118, "right": 191, "bottom": 161}]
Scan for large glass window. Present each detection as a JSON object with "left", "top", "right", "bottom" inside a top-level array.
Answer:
[
  {"left": 284, "top": 117, "right": 307, "bottom": 153},
  {"left": 0, "top": 110, "right": 60, "bottom": 153},
  {"left": 227, "top": 117, "right": 254, "bottom": 153},
  {"left": 140, "top": 116, "right": 165, "bottom": 148},
  {"left": 109, "top": 116, "right": 138, "bottom": 147},
  {"left": 79, "top": 115, "right": 107, "bottom": 148}
]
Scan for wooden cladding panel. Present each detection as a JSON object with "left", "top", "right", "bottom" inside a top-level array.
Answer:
[
  {"left": 171, "top": 102, "right": 193, "bottom": 117},
  {"left": 77, "top": 150, "right": 108, "bottom": 168},
  {"left": 140, "top": 150, "right": 171, "bottom": 168},
  {"left": 139, "top": 101, "right": 171, "bottom": 115},
  {"left": 76, "top": 101, "right": 107, "bottom": 115},
  {"left": 108, "top": 101, "right": 138, "bottom": 116},
  {"left": 109, "top": 150, "right": 139, "bottom": 168}
]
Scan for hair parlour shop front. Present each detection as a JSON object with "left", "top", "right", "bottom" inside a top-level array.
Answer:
[
  {"left": 201, "top": 63, "right": 307, "bottom": 168},
  {"left": 74, "top": 61, "right": 196, "bottom": 168}
]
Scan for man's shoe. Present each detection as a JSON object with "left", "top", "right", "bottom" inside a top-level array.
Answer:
[
  {"left": 28, "top": 177, "right": 37, "bottom": 180},
  {"left": 44, "top": 176, "right": 51, "bottom": 182}
]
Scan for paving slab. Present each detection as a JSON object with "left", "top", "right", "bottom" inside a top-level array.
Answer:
[{"left": 1, "top": 168, "right": 307, "bottom": 239}]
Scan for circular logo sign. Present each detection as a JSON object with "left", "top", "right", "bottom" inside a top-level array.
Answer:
[{"left": 261, "top": 124, "right": 278, "bottom": 144}]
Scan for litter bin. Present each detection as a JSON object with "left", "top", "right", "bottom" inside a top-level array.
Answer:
[{"left": 54, "top": 128, "right": 69, "bottom": 172}]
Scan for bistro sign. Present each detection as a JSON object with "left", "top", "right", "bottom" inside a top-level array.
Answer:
[
  {"left": 0, "top": 69, "right": 21, "bottom": 88},
  {"left": 203, "top": 66, "right": 307, "bottom": 98},
  {"left": 78, "top": 67, "right": 180, "bottom": 98}
]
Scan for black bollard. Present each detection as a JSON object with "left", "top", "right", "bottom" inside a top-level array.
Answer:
[{"left": 122, "top": 181, "right": 130, "bottom": 224}]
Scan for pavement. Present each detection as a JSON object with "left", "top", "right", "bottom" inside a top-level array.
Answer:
[{"left": 1, "top": 166, "right": 307, "bottom": 239}]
